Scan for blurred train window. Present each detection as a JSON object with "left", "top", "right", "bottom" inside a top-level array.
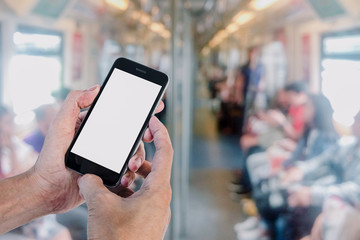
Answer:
[
  {"left": 9, "top": 25, "right": 63, "bottom": 125},
  {"left": 321, "top": 29, "right": 360, "bottom": 127}
]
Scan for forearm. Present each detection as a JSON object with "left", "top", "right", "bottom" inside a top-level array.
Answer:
[{"left": 0, "top": 167, "right": 49, "bottom": 233}]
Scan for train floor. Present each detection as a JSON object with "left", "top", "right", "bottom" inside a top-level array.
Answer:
[{"left": 184, "top": 79, "right": 245, "bottom": 240}]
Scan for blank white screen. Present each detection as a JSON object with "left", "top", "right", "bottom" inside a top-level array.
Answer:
[{"left": 71, "top": 68, "right": 161, "bottom": 172}]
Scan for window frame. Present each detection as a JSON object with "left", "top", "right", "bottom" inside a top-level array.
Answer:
[
  {"left": 321, "top": 28, "right": 360, "bottom": 61},
  {"left": 14, "top": 24, "right": 65, "bottom": 90}
]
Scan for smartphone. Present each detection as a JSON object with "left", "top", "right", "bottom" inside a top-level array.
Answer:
[{"left": 65, "top": 57, "right": 168, "bottom": 186}]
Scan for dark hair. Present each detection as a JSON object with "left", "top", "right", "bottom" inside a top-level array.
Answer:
[
  {"left": 284, "top": 82, "right": 307, "bottom": 94},
  {"left": 309, "top": 94, "right": 335, "bottom": 133}
]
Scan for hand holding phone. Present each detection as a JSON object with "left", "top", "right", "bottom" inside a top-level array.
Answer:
[
  {"left": 78, "top": 116, "right": 173, "bottom": 240},
  {"left": 65, "top": 58, "right": 168, "bottom": 186}
]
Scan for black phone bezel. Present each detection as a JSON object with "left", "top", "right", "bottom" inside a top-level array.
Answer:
[{"left": 65, "top": 57, "right": 168, "bottom": 186}]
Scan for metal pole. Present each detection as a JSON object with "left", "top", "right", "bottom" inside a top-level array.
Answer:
[
  {"left": 180, "top": 7, "right": 194, "bottom": 238},
  {"left": 166, "top": 0, "right": 182, "bottom": 239}
]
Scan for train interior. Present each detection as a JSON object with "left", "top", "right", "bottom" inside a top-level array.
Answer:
[{"left": 1, "top": 0, "right": 360, "bottom": 239}]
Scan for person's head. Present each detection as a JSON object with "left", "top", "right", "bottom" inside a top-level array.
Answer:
[
  {"left": 0, "top": 105, "right": 14, "bottom": 136},
  {"left": 352, "top": 110, "right": 360, "bottom": 138},
  {"left": 274, "top": 88, "right": 290, "bottom": 111},
  {"left": 34, "top": 104, "right": 58, "bottom": 136},
  {"left": 284, "top": 82, "right": 308, "bottom": 106},
  {"left": 304, "top": 94, "right": 335, "bottom": 133}
]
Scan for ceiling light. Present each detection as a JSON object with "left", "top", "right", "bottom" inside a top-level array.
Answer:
[
  {"left": 150, "top": 22, "right": 165, "bottom": 32},
  {"left": 216, "top": 30, "right": 228, "bottom": 40},
  {"left": 233, "top": 11, "right": 254, "bottom": 25},
  {"left": 226, "top": 23, "right": 239, "bottom": 34},
  {"left": 106, "top": 0, "right": 129, "bottom": 11},
  {"left": 250, "top": 0, "right": 278, "bottom": 11}
]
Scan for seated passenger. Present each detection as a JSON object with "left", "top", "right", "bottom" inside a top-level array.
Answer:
[
  {"left": 278, "top": 109, "right": 360, "bottom": 239},
  {"left": 235, "top": 94, "right": 338, "bottom": 240},
  {"left": 24, "top": 104, "right": 58, "bottom": 153},
  {"left": 305, "top": 196, "right": 360, "bottom": 240},
  {"left": 231, "top": 83, "right": 308, "bottom": 194},
  {"left": 240, "top": 82, "right": 308, "bottom": 153},
  {"left": 0, "top": 105, "right": 37, "bottom": 178}
]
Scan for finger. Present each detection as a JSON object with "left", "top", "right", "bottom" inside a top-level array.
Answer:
[
  {"left": 155, "top": 101, "right": 165, "bottom": 114},
  {"left": 110, "top": 184, "right": 135, "bottom": 198},
  {"left": 142, "top": 101, "right": 164, "bottom": 143},
  {"left": 143, "top": 128, "right": 154, "bottom": 143},
  {"left": 146, "top": 117, "right": 173, "bottom": 183},
  {"left": 136, "top": 160, "right": 152, "bottom": 178},
  {"left": 78, "top": 110, "right": 88, "bottom": 122},
  {"left": 127, "top": 142, "right": 145, "bottom": 172},
  {"left": 120, "top": 171, "right": 136, "bottom": 188},
  {"left": 54, "top": 85, "right": 99, "bottom": 131},
  {"left": 75, "top": 111, "right": 89, "bottom": 132},
  {"left": 78, "top": 174, "right": 109, "bottom": 203}
]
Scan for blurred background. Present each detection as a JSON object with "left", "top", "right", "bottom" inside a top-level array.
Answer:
[{"left": 1, "top": 0, "right": 360, "bottom": 240}]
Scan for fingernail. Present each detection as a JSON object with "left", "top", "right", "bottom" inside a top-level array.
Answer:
[
  {"left": 135, "top": 157, "right": 142, "bottom": 169},
  {"left": 87, "top": 85, "right": 98, "bottom": 91},
  {"left": 121, "top": 176, "right": 128, "bottom": 186}
]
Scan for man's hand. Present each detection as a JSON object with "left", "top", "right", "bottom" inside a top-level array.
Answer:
[
  {"left": 288, "top": 186, "right": 312, "bottom": 207},
  {"left": 78, "top": 117, "right": 173, "bottom": 240},
  {"left": 0, "top": 85, "right": 165, "bottom": 233},
  {"left": 33, "top": 85, "right": 164, "bottom": 213}
]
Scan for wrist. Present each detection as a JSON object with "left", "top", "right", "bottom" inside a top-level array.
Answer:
[
  {"left": 28, "top": 167, "right": 56, "bottom": 214},
  {"left": 0, "top": 168, "right": 49, "bottom": 233}
]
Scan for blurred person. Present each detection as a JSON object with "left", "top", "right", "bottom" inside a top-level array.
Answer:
[
  {"left": 282, "top": 94, "right": 338, "bottom": 169},
  {"left": 304, "top": 196, "right": 360, "bottom": 240},
  {"left": 277, "top": 109, "right": 360, "bottom": 239},
  {"left": 217, "top": 67, "right": 245, "bottom": 134},
  {"left": 230, "top": 83, "right": 307, "bottom": 194},
  {"left": 264, "top": 82, "right": 308, "bottom": 142},
  {"left": 240, "top": 82, "right": 308, "bottom": 155},
  {"left": 0, "top": 105, "right": 71, "bottom": 240},
  {"left": 230, "top": 89, "right": 291, "bottom": 194},
  {"left": 24, "top": 104, "right": 59, "bottom": 153},
  {"left": 0, "top": 105, "right": 37, "bottom": 178},
  {"left": 235, "top": 94, "right": 338, "bottom": 240},
  {"left": 207, "top": 64, "right": 226, "bottom": 99},
  {"left": 0, "top": 86, "right": 173, "bottom": 240},
  {"left": 243, "top": 47, "right": 264, "bottom": 118}
]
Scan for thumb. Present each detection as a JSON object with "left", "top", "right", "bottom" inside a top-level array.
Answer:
[
  {"left": 78, "top": 174, "right": 108, "bottom": 203},
  {"left": 53, "top": 85, "right": 99, "bottom": 133},
  {"left": 46, "top": 85, "right": 100, "bottom": 153}
]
